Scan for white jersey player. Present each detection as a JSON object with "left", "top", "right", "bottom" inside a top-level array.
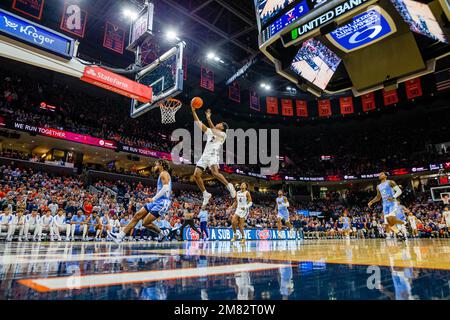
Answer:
[
  {"left": 39, "top": 210, "right": 55, "bottom": 241},
  {"left": 407, "top": 211, "right": 419, "bottom": 238},
  {"left": 10, "top": 210, "right": 25, "bottom": 241},
  {"left": 53, "top": 209, "right": 70, "bottom": 241},
  {"left": 191, "top": 104, "right": 236, "bottom": 206},
  {"left": 235, "top": 272, "right": 255, "bottom": 300},
  {"left": 23, "top": 210, "right": 41, "bottom": 241},
  {"left": 443, "top": 207, "right": 450, "bottom": 228},
  {"left": 230, "top": 183, "right": 252, "bottom": 243},
  {"left": 0, "top": 209, "right": 15, "bottom": 241}
]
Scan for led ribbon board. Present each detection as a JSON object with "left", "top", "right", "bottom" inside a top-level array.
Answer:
[
  {"left": 326, "top": 6, "right": 396, "bottom": 52},
  {"left": 0, "top": 9, "right": 74, "bottom": 59}
]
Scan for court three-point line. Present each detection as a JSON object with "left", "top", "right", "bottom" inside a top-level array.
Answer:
[{"left": 19, "top": 262, "right": 288, "bottom": 292}]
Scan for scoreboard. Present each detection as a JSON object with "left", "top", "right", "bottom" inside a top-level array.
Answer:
[{"left": 255, "top": 0, "right": 450, "bottom": 96}]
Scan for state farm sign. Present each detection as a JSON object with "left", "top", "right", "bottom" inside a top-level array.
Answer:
[{"left": 81, "top": 66, "right": 152, "bottom": 103}]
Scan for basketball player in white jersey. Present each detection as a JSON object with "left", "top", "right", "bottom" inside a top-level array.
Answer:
[
  {"left": 39, "top": 209, "right": 55, "bottom": 241},
  {"left": 11, "top": 210, "right": 25, "bottom": 241},
  {"left": 443, "top": 206, "right": 450, "bottom": 229},
  {"left": 229, "top": 182, "right": 253, "bottom": 243},
  {"left": 0, "top": 207, "right": 15, "bottom": 241},
  {"left": 191, "top": 104, "right": 236, "bottom": 206},
  {"left": 53, "top": 209, "right": 70, "bottom": 241},
  {"left": 23, "top": 209, "right": 41, "bottom": 241},
  {"left": 234, "top": 272, "right": 255, "bottom": 300},
  {"left": 407, "top": 211, "right": 419, "bottom": 238}
]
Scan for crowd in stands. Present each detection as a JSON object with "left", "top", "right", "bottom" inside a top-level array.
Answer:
[
  {"left": 1, "top": 68, "right": 449, "bottom": 179},
  {"left": 1, "top": 166, "right": 449, "bottom": 242}
]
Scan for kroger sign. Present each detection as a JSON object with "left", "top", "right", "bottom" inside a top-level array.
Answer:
[{"left": 0, "top": 9, "right": 74, "bottom": 59}]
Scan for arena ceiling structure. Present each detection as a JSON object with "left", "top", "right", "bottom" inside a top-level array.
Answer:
[
  {"left": 0, "top": 0, "right": 448, "bottom": 124},
  {"left": 0, "top": 0, "right": 295, "bottom": 95}
]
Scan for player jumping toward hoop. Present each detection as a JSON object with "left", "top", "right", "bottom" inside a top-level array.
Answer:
[
  {"left": 368, "top": 172, "right": 406, "bottom": 240},
  {"left": 191, "top": 104, "right": 236, "bottom": 206},
  {"left": 108, "top": 160, "right": 172, "bottom": 243}
]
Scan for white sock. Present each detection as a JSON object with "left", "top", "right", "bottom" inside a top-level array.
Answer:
[
  {"left": 118, "top": 230, "right": 126, "bottom": 239},
  {"left": 203, "top": 190, "right": 210, "bottom": 196}
]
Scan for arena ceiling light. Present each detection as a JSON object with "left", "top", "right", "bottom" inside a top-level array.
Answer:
[
  {"left": 260, "top": 82, "right": 271, "bottom": 90},
  {"left": 166, "top": 30, "right": 180, "bottom": 41},
  {"left": 206, "top": 52, "right": 224, "bottom": 63},
  {"left": 122, "top": 8, "right": 138, "bottom": 21}
]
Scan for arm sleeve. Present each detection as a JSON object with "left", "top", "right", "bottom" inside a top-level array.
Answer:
[
  {"left": 393, "top": 185, "right": 402, "bottom": 199},
  {"left": 153, "top": 185, "right": 170, "bottom": 201}
]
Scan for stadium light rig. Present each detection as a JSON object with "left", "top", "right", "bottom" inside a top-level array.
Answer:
[
  {"left": 123, "top": 8, "right": 139, "bottom": 21},
  {"left": 207, "top": 52, "right": 224, "bottom": 64},
  {"left": 260, "top": 82, "right": 271, "bottom": 91},
  {"left": 166, "top": 30, "right": 180, "bottom": 41}
]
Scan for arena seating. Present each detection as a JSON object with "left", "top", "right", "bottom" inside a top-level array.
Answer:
[
  {"left": 1, "top": 69, "right": 449, "bottom": 177},
  {"left": 1, "top": 165, "right": 448, "bottom": 241}
]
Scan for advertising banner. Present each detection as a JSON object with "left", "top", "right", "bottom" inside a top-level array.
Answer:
[
  {"left": 81, "top": 66, "right": 152, "bottom": 103},
  {"left": 327, "top": 6, "right": 396, "bottom": 52},
  {"left": 60, "top": 0, "right": 88, "bottom": 38},
  {"left": 11, "top": 122, "right": 116, "bottom": 149},
  {"left": 120, "top": 145, "right": 172, "bottom": 161},
  {"left": 183, "top": 227, "right": 300, "bottom": 241},
  {"left": 0, "top": 9, "right": 74, "bottom": 59}
]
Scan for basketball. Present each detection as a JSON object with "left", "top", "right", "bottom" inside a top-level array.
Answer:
[{"left": 191, "top": 97, "right": 203, "bottom": 109}]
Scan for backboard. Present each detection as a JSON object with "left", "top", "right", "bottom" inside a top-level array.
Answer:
[
  {"left": 130, "top": 41, "right": 185, "bottom": 118},
  {"left": 431, "top": 185, "right": 450, "bottom": 202}
]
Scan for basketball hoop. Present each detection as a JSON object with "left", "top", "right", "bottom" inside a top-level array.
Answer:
[{"left": 159, "top": 98, "right": 182, "bottom": 124}]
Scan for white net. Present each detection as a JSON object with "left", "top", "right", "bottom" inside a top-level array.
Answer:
[{"left": 159, "top": 98, "right": 182, "bottom": 124}]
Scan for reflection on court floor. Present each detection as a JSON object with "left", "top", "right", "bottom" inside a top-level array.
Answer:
[{"left": 0, "top": 239, "right": 449, "bottom": 300}]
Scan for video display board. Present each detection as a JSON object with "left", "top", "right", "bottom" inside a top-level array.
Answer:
[
  {"left": 290, "top": 38, "right": 341, "bottom": 89},
  {"left": 391, "top": 0, "right": 448, "bottom": 43},
  {"left": 326, "top": 6, "right": 396, "bottom": 52}
]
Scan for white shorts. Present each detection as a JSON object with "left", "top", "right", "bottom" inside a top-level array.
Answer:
[
  {"left": 196, "top": 155, "right": 219, "bottom": 170},
  {"left": 235, "top": 208, "right": 249, "bottom": 219}
]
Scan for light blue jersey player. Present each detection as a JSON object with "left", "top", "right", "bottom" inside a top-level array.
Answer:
[
  {"left": 340, "top": 211, "right": 351, "bottom": 238},
  {"left": 276, "top": 190, "right": 293, "bottom": 231},
  {"left": 109, "top": 160, "right": 172, "bottom": 243},
  {"left": 368, "top": 172, "right": 405, "bottom": 239}
]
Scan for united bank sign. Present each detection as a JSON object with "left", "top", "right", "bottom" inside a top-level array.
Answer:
[{"left": 0, "top": 9, "right": 75, "bottom": 59}]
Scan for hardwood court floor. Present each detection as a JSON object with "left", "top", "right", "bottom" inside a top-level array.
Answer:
[{"left": 0, "top": 239, "right": 449, "bottom": 300}]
